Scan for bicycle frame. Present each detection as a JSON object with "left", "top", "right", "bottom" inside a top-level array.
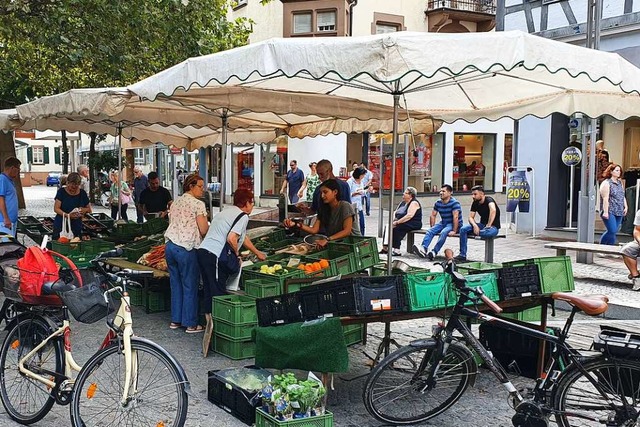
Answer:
[{"left": 17, "top": 291, "right": 137, "bottom": 404}]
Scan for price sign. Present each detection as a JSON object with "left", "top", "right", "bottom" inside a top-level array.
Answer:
[
  {"left": 561, "top": 146, "right": 582, "bottom": 166},
  {"left": 506, "top": 170, "right": 531, "bottom": 213}
]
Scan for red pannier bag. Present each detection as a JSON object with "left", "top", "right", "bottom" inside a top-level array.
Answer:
[{"left": 17, "top": 246, "right": 81, "bottom": 297}]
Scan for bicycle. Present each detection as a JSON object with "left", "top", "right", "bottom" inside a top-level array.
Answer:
[
  {"left": 363, "top": 258, "right": 640, "bottom": 426},
  {"left": 0, "top": 249, "right": 190, "bottom": 426}
]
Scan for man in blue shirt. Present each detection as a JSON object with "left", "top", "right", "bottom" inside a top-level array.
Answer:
[
  {"left": 0, "top": 157, "right": 21, "bottom": 237},
  {"left": 310, "top": 159, "right": 351, "bottom": 213},
  {"left": 413, "top": 184, "right": 462, "bottom": 260},
  {"left": 280, "top": 160, "right": 305, "bottom": 204}
]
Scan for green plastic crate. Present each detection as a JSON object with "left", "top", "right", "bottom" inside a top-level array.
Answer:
[
  {"left": 284, "top": 280, "right": 317, "bottom": 294},
  {"left": 88, "top": 213, "right": 115, "bottom": 229},
  {"left": 457, "top": 262, "right": 502, "bottom": 276},
  {"left": 123, "top": 239, "right": 155, "bottom": 263},
  {"left": 213, "top": 334, "right": 255, "bottom": 360},
  {"left": 460, "top": 273, "right": 500, "bottom": 306},
  {"left": 271, "top": 238, "right": 304, "bottom": 250},
  {"left": 127, "top": 286, "right": 145, "bottom": 307},
  {"left": 371, "top": 264, "right": 429, "bottom": 277},
  {"left": 146, "top": 290, "right": 170, "bottom": 313},
  {"left": 328, "top": 236, "right": 378, "bottom": 258},
  {"left": 343, "top": 324, "right": 365, "bottom": 346},
  {"left": 244, "top": 279, "right": 284, "bottom": 298},
  {"left": 50, "top": 240, "right": 83, "bottom": 256},
  {"left": 141, "top": 217, "right": 169, "bottom": 235},
  {"left": 243, "top": 258, "right": 306, "bottom": 288},
  {"left": 81, "top": 238, "right": 116, "bottom": 256},
  {"left": 501, "top": 306, "right": 543, "bottom": 323},
  {"left": 405, "top": 271, "right": 454, "bottom": 311},
  {"left": 264, "top": 228, "right": 287, "bottom": 244},
  {"left": 214, "top": 319, "right": 256, "bottom": 340},
  {"left": 213, "top": 295, "right": 257, "bottom": 324},
  {"left": 67, "top": 253, "right": 93, "bottom": 269},
  {"left": 255, "top": 409, "right": 333, "bottom": 427},
  {"left": 356, "top": 252, "right": 380, "bottom": 271},
  {"left": 503, "top": 256, "right": 574, "bottom": 294},
  {"left": 306, "top": 250, "right": 357, "bottom": 275}
]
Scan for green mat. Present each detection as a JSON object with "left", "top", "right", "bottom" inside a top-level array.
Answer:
[{"left": 254, "top": 317, "right": 349, "bottom": 373}]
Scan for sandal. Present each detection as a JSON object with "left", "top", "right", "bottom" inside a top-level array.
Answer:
[
  {"left": 629, "top": 274, "right": 640, "bottom": 280},
  {"left": 186, "top": 325, "right": 205, "bottom": 334},
  {"left": 169, "top": 322, "right": 181, "bottom": 330}
]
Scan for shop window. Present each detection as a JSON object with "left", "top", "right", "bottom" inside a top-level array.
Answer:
[
  {"left": 233, "top": 146, "right": 255, "bottom": 192},
  {"left": 453, "top": 134, "right": 495, "bottom": 192},
  {"left": 261, "top": 137, "right": 288, "bottom": 196},
  {"left": 317, "top": 10, "right": 336, "bottom": 32},
  {"left": 376, "top": 23, "right": 399, "bottom": 34},
  {"left": 293, "top": 12, "right": 312, "bottom": 34},
  {"left": 134, "top": 148, "right": 146, "bottom": 165},
  {"left": 367, "top": 133, "right": 443, "bottom": 194}
]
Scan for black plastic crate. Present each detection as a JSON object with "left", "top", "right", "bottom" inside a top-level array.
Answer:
[
  {"left": 479, "top": 323, "right": 560, "bottom": 379},
  {"left": 299, "top": 279, "right": 358, "bottom": 320},
  {"left": 352, "top": 276, "right": 408, "bottom": 315},
  {"left": 256, "top": 293, "right": 303, "bottom": 327},
  {"left": 497, "top": 264, "right": 542, "bottom": 300},
  {"left": 207, "top": 366, "right": 271, "bottom": 426}
]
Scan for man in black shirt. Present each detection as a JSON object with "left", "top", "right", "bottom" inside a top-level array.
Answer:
[
  {"left": 455, "top": 185, "right": 500, "bottom": 262},
  {"left": 139, "top": 171, "right": 173, "bottom": 219}
]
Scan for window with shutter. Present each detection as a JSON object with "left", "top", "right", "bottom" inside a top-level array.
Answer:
[
  {"left": 317, "top": 11, "right": 336, "bottom": 32},
  {"left": 32, "top": 146, "right": 44, "bottom": 164},
  {"left": 293, "top": 12, "right": 312, "bottom": 34},
  {"left": 54, "top": 147, "right": 61, "bottom": 164},
  {"left": 27, "top": 147, "right": 33, "bottom": 164},
  {"left": 43, "top": 147, "right": 50, "bottom": 164}
]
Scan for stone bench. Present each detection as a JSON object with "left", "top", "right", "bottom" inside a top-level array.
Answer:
[
  {"left": 406, "top": 229, "right": 506, "bottom": 263},
  {"left": 543, "top": 241, "right": 622, "bottom": 258}
]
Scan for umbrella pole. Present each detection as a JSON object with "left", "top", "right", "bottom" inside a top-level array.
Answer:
[
  {"left": 378, "top": 133, "right": 384, "bottom": 239},
  {"left": 220, "top": 113, "right": 228, "bottom": 212},
  {"left": 117, "top": 124, "right": 123, "bottom": 221},
  {"left": 387, "top": 94, "right": 400, "bottom": 275}
]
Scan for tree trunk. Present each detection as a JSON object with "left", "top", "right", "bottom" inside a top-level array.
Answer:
[
  {"left": 61, "top": 130, "right": 68, "bottom": 174},
  {"left": 88, "top": 132, "right": 97, "bottom": 203},
  {"left": 0, "top": 132, "right": 25, "bottom": 209}
]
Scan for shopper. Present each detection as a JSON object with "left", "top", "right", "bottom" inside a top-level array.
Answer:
[
  {"left": 280, "top": 160, "right": 305, "bottom": 204},
  {"left": 52, "top": 172, "right": 92, "bottom": 240},
  {"left": 109, "top": 171, "right": 132, "bottom": 221},
  {"left": 133, "top": 166, "right": 149, "bottom": 223},
  {"left": 379, "top": 187, "right": 423, "bottom": 256},
  {"left": 297, "top": 162, "right": 320, "bottom": 202},
  {"left": 347, "top": 168, "right": 366, "bottom": 235},
  {"left": 0, "top": 157, "right": 20, "bottom": 237},
  {"left": 599, "top": 163, "right": 627, "bottom": 245}
]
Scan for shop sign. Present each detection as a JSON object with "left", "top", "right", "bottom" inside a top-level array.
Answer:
[
  {"left": 561, "top": 146, "right": 582, "bottom": 166},
  {"left": 169, "top": 147, "right": 182, "bottom": 155},
  {"left": 506, "top": 170, "right": 531, "bottom": 213}
]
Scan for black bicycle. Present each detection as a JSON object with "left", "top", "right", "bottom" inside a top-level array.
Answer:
[{"left": 363, "top": 260, "right": 640, "bottom": 426}]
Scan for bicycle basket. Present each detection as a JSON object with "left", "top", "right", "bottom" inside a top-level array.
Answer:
[{"left": 58, "top": 281, "right": 115, "bottom": 324}]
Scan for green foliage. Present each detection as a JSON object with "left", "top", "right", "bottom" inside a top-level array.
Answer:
[
  {"left": 87, "top": 150, "right": 125, "bottom": 175},
  {"left": 0, "top": 0, "right": 253, "bottom": 107}
]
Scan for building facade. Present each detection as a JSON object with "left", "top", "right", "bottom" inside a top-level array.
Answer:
[
  {"left": 205, "top": 0, "right": 513, "bottom": 207},
  {"left": 500, "top": 0, "right": 640, "bottom": 234}
]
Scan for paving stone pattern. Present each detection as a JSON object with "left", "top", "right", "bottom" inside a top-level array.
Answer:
[{"left": 0, "top": 187, "right": 636, "bottom": 426}]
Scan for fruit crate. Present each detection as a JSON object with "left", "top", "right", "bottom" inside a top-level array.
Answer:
[
  {"left": 123, "top": 239, "right": 155, "bottom": 263},
  {"left": 141, "top": 217, "right": 169, "bottom": 236},
  {"left": 213, "top": 295, "right": 258, "bottom": 324},
  {"left": 256, "top": 293, "right": 303, "bottom": 327},
  {"left": 255, "top": 409, "right": 333, "bottom": 427},
  {"left": 67, "top": 253, "right": 93, "bottom": 269},
  {"left": 81, "top": 238, "right": 116, "bottom": 256},
  {"left": 213, "top": 334, "right": 256, "bottom": 360},
  {"left": 88, "top": 213, "right": 115, "bottom": 230},
  {"left": 306, "top": 250, "right": 357, "bottom": 276},
  {"left": 37, "top": 217, "right": 55, "bottom": 229},
  {"left": 214, "top": 319, "right": 257, "bottom": 340},
  {"left": 207, "top": 367, "right": 269, "bottom": 426},
  {"left": 497, "top": 264, "right": 542, "bottom": 300},
  {"left": 17, "top": 216, "right": 40, "bottom": 231},
  {"left": 503, "top": 256, "right": 574, "bottom": 294},
  {"left": 146, "top": 289, "right": 170, "bottom": 313},
  {"left": 457, "top": 262, "right": 503, "bottom": 276},
  {"left": 81, "top": 216, "right": 109, "bottom": 236},
  {"left": 328, "top": 235, "right": 378, "bottom": 257},
  {"left": 405, "top": 271, "right": 455, "bottom": 311},
  {"left": 460, "top": 273, "right": 500, "bottom": 306},
  {"left": 244, "top": 279, "right": 283, "bottom": 299},
  {"left": 50, "top": 240, "right": 83, "bottom": 256},
  {"left": 343, "top": 324, "right": 365, "bottom": 346},
  {"left": 243, "top": 257, "right": 306, "bottom": 288},
  {"left": 270, "top": 238, "right": 304, "bottom": 251},
  {"left": 263, "top": 228, "right": 287, "bottom": 244},
  {"left": 108, "top": 221, "right": 141, "bottom": 242},
  {"left": 127, "top": 286, "right": 145, "bottom": 307}
]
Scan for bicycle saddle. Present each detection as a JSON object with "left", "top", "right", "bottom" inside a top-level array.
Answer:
[
  {"left": 552, "top": 292, "right": 609, "bottom": 316},
  {"left": 41, "top": 280, "right": 77, "bottom": 295}
]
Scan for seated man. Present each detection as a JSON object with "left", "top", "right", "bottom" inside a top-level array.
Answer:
[
  {"left": 621, "top": 208, "right": 640, "bottom": 291},
  {"left": 139, "top": 171, "right": 173, "bottom": 219},
  {"left": 413, "top": 184, "right": 462, "bottom": 260},
  {"left": 456, "top": 185, "right": 500, "bottom": 262}
]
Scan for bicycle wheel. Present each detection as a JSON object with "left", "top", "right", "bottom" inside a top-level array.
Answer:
[
  {"left": 0, "top": 315, "right": 63, "bottom": 424},
  {"left": 70, "top": 338, "right": 188, "bottom": 427},
  {"left": 363, "top": 340, "right": 476, "bottom": 425},
  {"left": 553, "top": 358, "right": 640, "bottom": 426}
]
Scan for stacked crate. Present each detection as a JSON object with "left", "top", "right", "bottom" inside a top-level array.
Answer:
[
  {"left": 327, "top": 236, "right": 380, "bottom": 271},
  {"left": 212, "top": 295, "right": 258, "bottom": 360}
]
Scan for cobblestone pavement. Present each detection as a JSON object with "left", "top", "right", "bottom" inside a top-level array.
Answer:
[{"left": 0, "top": 187, "right": 636, "bottom": 427}]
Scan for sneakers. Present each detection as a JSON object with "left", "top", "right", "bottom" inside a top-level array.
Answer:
[
  {"left": 427, "top": 251, "right": 435, "bottom": 261},
  {"left": 454, "top": 255, "right": 467, "bottom": 262},
  {"left": 633, "top": 277, "right": 640, "bottom": 291},
  {"left": 392, "top": 249, "right": 402, "bottom": 256},
  {"left": 413, "top": 244, "right": 427, "bottom": 258}
]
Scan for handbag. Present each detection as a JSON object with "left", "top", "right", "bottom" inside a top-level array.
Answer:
[
  {"left": 60, "top": 214, "right": 75, "bottom": 240},
  {"left": 218, "top": 212, "right": 248, "bottom": 275},
  {"left": 120, "top": 190, "right": 132, "bottom": 205}
]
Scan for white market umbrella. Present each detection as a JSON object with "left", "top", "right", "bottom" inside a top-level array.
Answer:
[{"left": 130, "top": 30, "right": 640, "bottom": 269}]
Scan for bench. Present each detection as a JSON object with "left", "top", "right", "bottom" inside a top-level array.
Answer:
[
  {"left": 543, "top": 241, "right": 622, "bottom": 259},
  {"left": 406, "top": 229, "right": 506, "bottom": 263}
]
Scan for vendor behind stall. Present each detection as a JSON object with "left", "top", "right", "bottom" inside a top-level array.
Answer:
[
  {"left": 53, "top": 172, "right": 92, "bottom": 240},
  {"left": 284, "top": 178, "right": 360, "bottom": 247},
  {"left": 139, "top": 171, "right": 173, "bottom": 219}
]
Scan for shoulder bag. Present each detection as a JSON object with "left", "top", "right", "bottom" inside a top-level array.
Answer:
[{"left": 218, "top": 212, "right": 248, "bottom": 274}]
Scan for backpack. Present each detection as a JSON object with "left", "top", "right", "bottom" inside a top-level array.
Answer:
[{"left": 17, "top": 246, "right": 81, "bottom": 297}]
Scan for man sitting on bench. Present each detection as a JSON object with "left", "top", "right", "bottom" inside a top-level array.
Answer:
[
  {"left": 455, "top": 185, "right": 501, "bottom": 262},
  {"left": 413, "top": 184, "right": 462, "bottom": 260}
]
